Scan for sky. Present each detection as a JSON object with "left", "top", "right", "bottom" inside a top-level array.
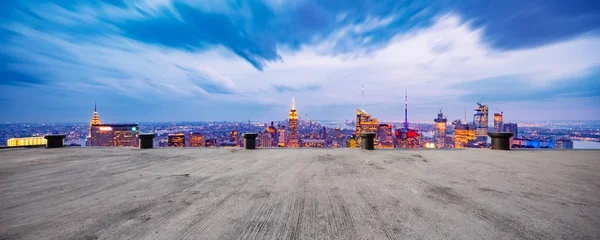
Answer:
[{"left": 1, "top": 0, "right": 599, "bottom": 123}]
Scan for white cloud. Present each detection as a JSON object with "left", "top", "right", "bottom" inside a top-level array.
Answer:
[{"left": 2, "top": 11, "right": 599, "bottom": 121}]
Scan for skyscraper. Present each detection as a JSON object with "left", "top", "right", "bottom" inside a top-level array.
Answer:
[
  {"left": 434, "top": 110, "right": 447, "bottom": 148},
  {"left": 395, "top": 90, "right": 420, "bottom": 148},
  {"left": 493, "top": 112, "right": 503, "bottom": 132},
  {"left": 168, "top": 134, "right": 185, "bottom": 147},
  {"left": 452, "top": 119, "right": 476, "bottom": 148},
  {"left": 188, "top": 132, "right": 205, "bottom": 147},
  {"left": 473, "top": 101, "right": 489, "bottom": 145},
  {"left": 86, "top": 104, "right": 139, "bottom": 147},
  {"left": 377, "top": 124, "right": 394, "bottom": 148},
  {"left": 287, "top": 97, "right": 299, "bottom": 148},
  {"left": 260, "top": 130, "right": 272, "bottom": 148},
  {"left": 277, "top": 126, "right": 286, "bottom": 147}
]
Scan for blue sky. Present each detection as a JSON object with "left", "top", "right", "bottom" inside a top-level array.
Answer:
[{"left": 1, "top": 0, "right": 599, "bottom": 123}]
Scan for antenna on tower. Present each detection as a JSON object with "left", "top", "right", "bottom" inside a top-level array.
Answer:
[
  {"left": 404, "top": 89, "right": 409, "bottom": 130},
  {"left": 464, "top": 106, "right": 467, "bottom": 122},
  {"left": 94, "top": 102, "right": 97, "bottom": 112},
  {"left": 291, "top": 96, "right": 295, "bottom": 110},
  {"left": 361, "top": 84, "right": 365, "bottom": 112}
]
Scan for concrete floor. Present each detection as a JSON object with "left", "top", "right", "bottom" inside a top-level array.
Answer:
[{"left": 0, "top": 147, "right": 599, "bottom": 240}]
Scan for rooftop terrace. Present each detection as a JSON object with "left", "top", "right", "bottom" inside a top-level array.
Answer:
[{"left": 1, "top": 148, "right": 599, "bottom": 239}]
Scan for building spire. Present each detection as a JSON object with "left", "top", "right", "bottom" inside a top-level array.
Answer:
[
  {"left": 291, "top": 96, "right": 295, "bottom": 110},
  {"left": 361, "top": 84, "right": 365, "bottom": 112},
  {"left": 404, "top": 89, "right": 409, "bottom": 130},
  {"left": 90, "top": 103, "right": 101, "bottom": 126}
]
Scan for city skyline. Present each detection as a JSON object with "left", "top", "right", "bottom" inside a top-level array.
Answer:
[{"left": 1, "top": 1, "right": 599, "bottom": 122}]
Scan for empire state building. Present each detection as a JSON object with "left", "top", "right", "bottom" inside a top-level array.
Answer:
[{"left": 287, "top": 97, "right": 299, "bottom": 148}]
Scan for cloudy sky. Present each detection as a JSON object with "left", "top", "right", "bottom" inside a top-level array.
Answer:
[{"left": 1, "top": 0, "right": 599, "bottom": 123}]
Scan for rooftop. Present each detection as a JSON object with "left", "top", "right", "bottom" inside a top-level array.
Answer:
[{"left": 1, "top": 148, "right": 599, "bottom": 239}]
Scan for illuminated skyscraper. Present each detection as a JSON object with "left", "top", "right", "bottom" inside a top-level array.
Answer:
[
  {"left": 452, "top": 119, "right": 476, "bottom": 148},
  {"left": 287, "top": 97, "right": 299, "bottom": 148},
  {"left": 86, "top": 104, "right": 138, "bottom": 147},
  {"left": 168, "top": 134, "right": 185, "bottom": 147},
  {"left": 434, "top": 110, "right": 447, "bottom": 148},
  {"left": 277, "top": 126, "right": 286, "bottom": 147},
  {"left": 493, "top": 112, "right": 503, "bottom": 132},
  {"left": 355, "top": 85, "right": 379, "bottom": 147},
  {"left": 188, "top": 132, "right": 205, "bottom": 147},
  {"left": 377, "top": 124, "right": 394, "bottom": 148},
  {"left": 473, "top": 101, "right": 489, "bottom": 145},
  {"left": 395, "top": 90, "right": 420, "bottom": 148}
]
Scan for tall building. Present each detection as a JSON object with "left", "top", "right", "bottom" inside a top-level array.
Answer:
[
  {"left": 356, "top": 109, "right": 380, "bottom": 147},
  {"left": 287, "top": 97, "right": 299, "bottom": 148},
  {"left": 277, "top": 126, "right": 286, "bottom": 147},
  {"left": 434, "top": 110, "right": 447, "bottom": 148},
  {"left": 321, "top": 127, "right": 327, "bottom": 140},
  {"left": 86, "top": 105, "right": 139, "bottom": 147},
  {"left": 452, "top": 119, "right": 476, "bottom": 148},
  {"left": 168, "top": 134, "right": 185, "bottom": 147},
  {"left": 493, "top": 112, "right": 503, "bottom": 132},
  {"left": 7, "top": 137, "right": 46, "bottom": 147},
  {"left": 395, "top": 90, "right": 420, "bottom": 148},
  {"left": 377, "top": 124, "right": 394, "bottom": 148},
  {"left": 188, "top": 132, "right": 205, "bottom": 147},
  {"left": 503, "top": 123, "right": 518, "bottom": 138},
  {"left": 473, "top": 101, "right": 489, "bottom": 145},
  {"left": 260, "top": 130, "right": 272, "bottom": 148}
]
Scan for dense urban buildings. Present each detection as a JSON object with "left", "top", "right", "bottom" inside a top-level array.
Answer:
[{"left": 1, "top": 94, "right": 598, "bottom": 149}]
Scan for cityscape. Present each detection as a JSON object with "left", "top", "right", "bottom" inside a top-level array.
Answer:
[{"left": 3, "top": 90, "right": 598, "bottom": 149}]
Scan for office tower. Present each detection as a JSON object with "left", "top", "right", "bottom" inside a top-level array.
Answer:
[
  {"left": 434, "top": 110, "right": 447, "bottom": 148},
  {"left": 503, "top": 123, "right": 518, "bottom": 138},
  {"left": 452, "top": 119, "right": 476, "bottom": 148},
  {"left": 230, "top": 131, "right": 239, "bottom": 145},
  {"left": 355, "top": 85, "right": 379, "bottom": 147},
  {"left": 377, "top": 124, "right": 394, "bottom": 148},
  {"left": 473, "top": 101, "right": 489, "bottom": 145},
  {"left": 260, "top": 130, "right": 272, "bottom": 148},
  {"left": 85, "top": 105, "right": 139, "bottom": 147},
  {"left": 287, "top": 97, "right": 299, "bottom": 148},
  {"left": 7, "top": 137, "right": 46, "bottom": 147},
  {"left": 493, "top": 112, "right": 503, "bottom": 132},
  {"left": 395, "top": 90, "right": 420, "bottom": 148},
  {"left": 277, "top": 126, "right": 286, "bottom": 147},
  {"left": 321, "top": 127, "right": 327, "bottom": 140},
  {"left": 555, "top": 139, "right": 574, "bottom": 149},
  {"left": 168, "top": 133, "right": 185, "bottom": 147},
  {"left": 188, "top": 132, "right": 205, "bottom": 147}
]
